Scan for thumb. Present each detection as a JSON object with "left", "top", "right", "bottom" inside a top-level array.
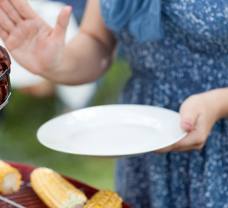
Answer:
[
  {"left": 180, "top": 100, "right": 199, "bottom": 132},
  {"left": 53, "top": 6, "right": 72, "bottom": 39}
]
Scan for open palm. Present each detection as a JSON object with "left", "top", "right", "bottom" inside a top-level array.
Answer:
[{"left": 0, "top": 0, "right": 71, "bottom": 75}]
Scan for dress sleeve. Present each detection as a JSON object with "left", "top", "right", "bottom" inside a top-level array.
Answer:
[{"left": 100, "top": 0, "right": 163, "bottom": 42}]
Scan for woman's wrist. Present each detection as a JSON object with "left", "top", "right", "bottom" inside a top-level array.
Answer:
[{"left": 202, "top": 88, "right": 228, "bottom": 121}]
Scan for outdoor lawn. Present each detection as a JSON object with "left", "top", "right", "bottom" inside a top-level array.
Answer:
[{"left": 0, "top": 60, "right": 130, "bottom": 190}]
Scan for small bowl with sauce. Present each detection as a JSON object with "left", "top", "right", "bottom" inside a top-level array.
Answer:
[{"left": 0, "top": 46, "right": 11, "bottom": 110}]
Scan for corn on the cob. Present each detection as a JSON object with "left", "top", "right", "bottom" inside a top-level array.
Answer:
[
  {"left": 84, "top": 190, "right": 122, "bottom": 208},
  {"left": 0, "top": 160, "right": 22, "bottom": 195},
  {"left": 30, "top": 167, "right": 87, "bottom": 208}
]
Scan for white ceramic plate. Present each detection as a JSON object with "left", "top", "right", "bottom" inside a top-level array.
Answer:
[{"left": 37, "top": 105, "right": 186, "bottom": 157}]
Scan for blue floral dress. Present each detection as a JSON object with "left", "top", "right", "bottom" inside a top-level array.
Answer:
[{"left": 101, "top": 1, "right": 228, "bottom": 207}]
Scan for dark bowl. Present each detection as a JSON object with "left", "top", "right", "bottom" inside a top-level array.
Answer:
[{"left": 0, "top": 46, "right": 11, "bottom": 110}]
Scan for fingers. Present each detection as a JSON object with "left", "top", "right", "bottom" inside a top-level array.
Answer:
[
  {"left": 0, "top": 0, "right": 25, "bottom": 42},
  {"left": 156, "top": 115, "right": 207, "bottom": 153},
  {"left": 53, "top": 6, "right": 72, "bottom": 39},
  {"left": 0, "top": 25, "right": 8, "bottom": 41},
  {"left": 9, "top": 0, "right": 36, "bottom": 19},
  {"left": 156, "top": 133, "right": 203, "bottom": 153},
  {"left": 0, "top": 9, "right": 15, "bottom": 33},
  {"left": 170, "top": 130, "right": 204, "bottom": 152},
  {"left": 1, "top": 0, "right": 23, "bottom": 24},
  {"left": 180, "top": 97, "right": 199, "bottom": 132},
  {"left": 155, "top": 143, "right": 179, "bottom": 153}
]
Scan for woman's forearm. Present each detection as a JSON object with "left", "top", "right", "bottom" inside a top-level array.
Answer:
[
  {"left": 42, "top": 31, "right": 113, "bottom": 85},
  {"left": 41, "top": 0, "right": 116, "bottom": 85}
]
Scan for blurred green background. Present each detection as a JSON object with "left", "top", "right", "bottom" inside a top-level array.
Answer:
[{"left": 0, "top": 60, "right": 130, "bottom": 190}]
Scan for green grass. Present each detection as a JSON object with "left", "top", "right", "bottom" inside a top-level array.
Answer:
[{"left": 0, "top": 60, "right": 130, "bottom": 190}]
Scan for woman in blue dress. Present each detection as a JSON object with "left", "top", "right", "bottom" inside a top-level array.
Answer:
[{"left": 0, "top": 0, "right": 228, "bottom": 207}]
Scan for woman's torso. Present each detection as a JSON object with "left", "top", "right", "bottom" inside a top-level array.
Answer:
[
  {"left": 101, "top": 0, "right": 228, "bottom": 109},
  {"left": 100, "top": 1, "right": 228, "bottom": 207}
]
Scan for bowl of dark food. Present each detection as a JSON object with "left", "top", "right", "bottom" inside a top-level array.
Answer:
[{"left": 0, "top": 46, "right": 11, "bottom": 110}]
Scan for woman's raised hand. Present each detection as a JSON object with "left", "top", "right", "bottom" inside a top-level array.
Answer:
[{"left": 0, "top": 0, "right": 71, "bottom": 75}]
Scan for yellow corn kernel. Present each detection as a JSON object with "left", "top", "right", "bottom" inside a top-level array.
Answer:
[
  {"left": 84, "top": 190, "right": 122, "bottom": 208},
  {"left": 31, "top": 167, "right": 87, "bottom": 208},
  {"left": 0, "top": 160, "right": 22, "bottom": 195}
]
